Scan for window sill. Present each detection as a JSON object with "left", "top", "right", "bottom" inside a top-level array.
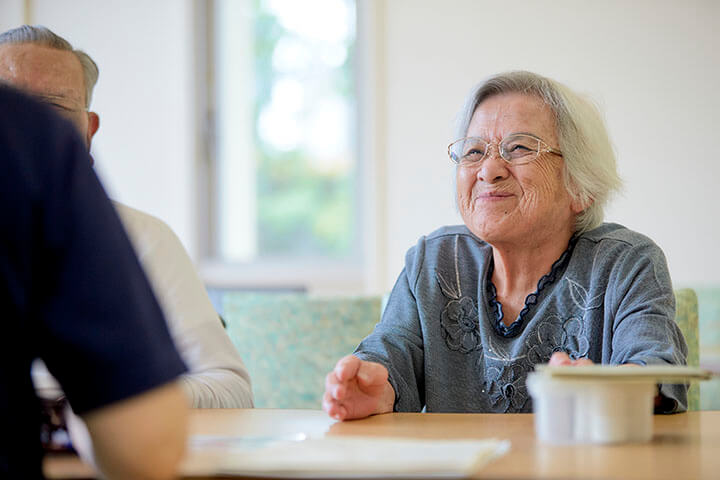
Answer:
[{"left": 199, "top": 258, "right": 364, "bottom": 295}]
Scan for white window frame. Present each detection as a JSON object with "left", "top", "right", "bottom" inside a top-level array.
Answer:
[{"left": 194, "top": 0, "right": 387, "bottom": 295}]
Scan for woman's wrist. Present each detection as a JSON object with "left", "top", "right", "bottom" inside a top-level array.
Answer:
[{"left": 375, "top": 381, "right": 396, "bottom": 415}]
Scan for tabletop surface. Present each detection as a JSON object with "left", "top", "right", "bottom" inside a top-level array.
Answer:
[{"left": 45, "top": 408, "right": 720, "bottom": 480}]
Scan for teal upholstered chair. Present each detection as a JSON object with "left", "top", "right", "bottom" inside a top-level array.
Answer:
[
  {"left": 221, "top": 290, "right": 701, "bottom": 410},
  {"left": 696, "top": 287, "right": 720, "bottom": 410},
  {"left": 223, "top": 293, "right": 382, "bottom": 409},
  {"left": 674, "top": 289, "right": 700, "bottom": 411}
]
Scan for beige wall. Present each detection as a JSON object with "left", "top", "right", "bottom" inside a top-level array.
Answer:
[
  {"left": 1, "top": 0, "right": 718, "bottom": 293},
  {"left": 1, "top": 0, "right": 198, "bottom": 257},
  {"left": 0, "top": 0, "right": 25, "bottom": 33}
]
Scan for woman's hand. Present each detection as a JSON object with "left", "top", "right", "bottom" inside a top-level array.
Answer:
[
  {"left": 548, "top": 351, "right": 594, "bottom": 366},
  {"left": 548, "top": 352, "right": 643, "bottom": 367},
  {"left": 322, "top": 355, "right": 395, "bottom": 421},
  {"left": 548, "top": 352, "right": 663, "bottom": 407}
]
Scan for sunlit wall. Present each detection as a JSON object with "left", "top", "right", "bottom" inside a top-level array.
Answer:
[{"left": 1, "top": 0, "right": 718, "bottom": 293}]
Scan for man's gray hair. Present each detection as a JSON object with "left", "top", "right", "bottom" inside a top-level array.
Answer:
[
  {"left": 0, "top": 25, "right": 98, "bottom": 108},
  {"left": 455, "top": 71, "right": 622, "bottom": 233}
]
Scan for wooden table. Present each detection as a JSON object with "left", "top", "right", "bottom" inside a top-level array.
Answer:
[{"left": 45, "top": 409, "right": 720, "bottom": 479}]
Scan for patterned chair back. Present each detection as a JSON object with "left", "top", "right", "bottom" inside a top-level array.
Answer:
[
  {"left": 674, "top": 288, "right": 700, "bottom": 410},
  {"left": 222, "top": 290, "right": 700, "bottom": 410},
  {"left": 695, "top": 287, "right": 720, "bottom": 410},
  {"left": 224, "top": 293, "right": 382, "bottom": 409}
]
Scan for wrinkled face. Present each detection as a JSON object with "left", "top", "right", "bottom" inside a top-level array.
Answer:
[
  {"left": 456, "top": 92, "right": 582, "bottom": 247},
  {"left": 0, "top": 43, "right": 95, "bottom": 147}
]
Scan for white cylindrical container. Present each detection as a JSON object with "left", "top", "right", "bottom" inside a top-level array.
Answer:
[
  {"left": 581, "top": 381, "right": 656, "bottom": 443},
  {"left": 527, "top": 373, "right": 578, "bottom": 445},
  {"left": 527, "top": 372, "right": 656, "bottom": 444}
]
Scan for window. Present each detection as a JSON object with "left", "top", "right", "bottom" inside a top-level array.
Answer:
[{"left": 201, "top": 0, "right": 361, "bottom": 290}]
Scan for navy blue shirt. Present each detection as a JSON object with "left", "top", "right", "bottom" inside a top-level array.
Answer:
[{"left": 0, "top": 86, "right": 187, "bottom": 478}]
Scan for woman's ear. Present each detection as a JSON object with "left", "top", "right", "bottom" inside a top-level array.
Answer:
[
  {"left": 565, "top": 176, "right": 591, "bottom": 215},
  {"left": 571, "top": 194, "right": 591, "bottom": 214}
]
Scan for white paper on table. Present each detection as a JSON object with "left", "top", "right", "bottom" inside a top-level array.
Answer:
[{"left": 183, "top": 435, "right": 511, "bottom": 478}]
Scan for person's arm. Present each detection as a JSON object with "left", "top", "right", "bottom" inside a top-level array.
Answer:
[
  {"left": 323, "top": 242, "right": 429, "bottom": 420},
  {"left": 353, "top": 261, "right": 427, "bottom": 413},
  {"left": 116, "top": 205, "right": 253, "bottom": 408},
  {"left": 608, "top": 240, "right": 688, "bottom": 412},
  {"left": 82, "top": 382, "right": 188, "bottom": 480}
]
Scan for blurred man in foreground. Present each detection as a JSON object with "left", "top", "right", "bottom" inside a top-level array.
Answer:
[
  {"left": 0, "top": 85, "right": 189, "bottom": 478},
  {"left": 0, "top": 25, "right": 253, "bottom": 408}
]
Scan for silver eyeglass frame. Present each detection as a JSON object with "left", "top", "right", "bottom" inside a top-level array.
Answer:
[{"left": 447, "top": 133, "right": 563, "bottom": 166}]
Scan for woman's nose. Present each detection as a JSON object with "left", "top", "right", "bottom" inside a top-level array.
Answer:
[{"left": 476, "top": 147, "right": 509, "bottom": 183}]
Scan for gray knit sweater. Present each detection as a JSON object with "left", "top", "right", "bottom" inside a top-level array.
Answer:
[{"left": 355, "top": 223, "right": 688, "bottom": 413}]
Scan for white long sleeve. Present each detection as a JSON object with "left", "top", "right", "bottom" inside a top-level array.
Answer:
[{"left": 115, "top": 203, "right": 253, "bottom": 408}]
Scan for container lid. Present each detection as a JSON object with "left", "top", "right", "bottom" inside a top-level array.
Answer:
[{"left": 533, "top": 365, "right": 712, "bottom": 383}]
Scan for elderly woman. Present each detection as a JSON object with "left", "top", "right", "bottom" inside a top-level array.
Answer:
[{"left": 323, "top": 71, "right": 688, "bottom": 420}]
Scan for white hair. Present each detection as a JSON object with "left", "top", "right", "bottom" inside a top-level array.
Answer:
[
  {"left": 454, "top": 71, "right": 622, "bottom": 233},
  {"left": 0, "top": 25, "right": 99, "bottom": 109}
]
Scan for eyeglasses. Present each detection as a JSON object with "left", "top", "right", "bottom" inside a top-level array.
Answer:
[{"left": 448, "top": 133, "right": 563, "bottom": 166}]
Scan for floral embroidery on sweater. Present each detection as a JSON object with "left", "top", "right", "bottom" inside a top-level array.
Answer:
[
  {"left": 434, "top": 234, "right": 596, "bottom": 412},
  {"left": 485, "top": 363, "right": 529, "bottom": 412},
  {"left": 437, "top": 235, "right": 482, "bottom": 353}
]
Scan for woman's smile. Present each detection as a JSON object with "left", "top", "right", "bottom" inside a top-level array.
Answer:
[{"left": 475, "top": 191, "right": 514, "bottom": 202}]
